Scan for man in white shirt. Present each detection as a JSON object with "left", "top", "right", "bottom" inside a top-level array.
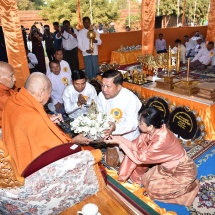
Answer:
[
  {"left": 155, "top": 34, "right": 167, "bottom": 54},
  {"left": 97, "top": 24, "right": 104, "bottom": 34},
  {"left": 194, "top": 37, "right": 206, "bottom": 56},
  {"left": 184, "top": 35, "right": 197, "bottom": 58},
  {"left": 47, "top": 60, "right": 72, "bottom": 113},
  {"left": 191, "top": 31, "right": 204, "bottom": 42},
  {"left": 172, "top": 39, "right": 186, "bottom": 64},
  {"left": 78, "top": 17, "right": 102, "bottom": 81},
  {"left": 56, "top": 20, "right": 79, "bottom": 72},
  {"left": 190, "top": 41, "right": 214, "bottom": 70},
  {"left": 26, "top": 49, "right": 38, "bottom": 73},
  {"left": 46, "top": 49, "right": 71, "bottom": 76},
  {"left": 63, "top": 70, "right": 98, "bottom": 119},
  {"left": 97, "top": 70, "right": 141, "bottom": 141},
  {"left": 97, "top": 70, "right": 141, "bottom": 163}
]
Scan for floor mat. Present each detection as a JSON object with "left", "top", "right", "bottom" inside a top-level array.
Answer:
[{"left": 102, "top": 140, "right": 215, "bottom": 215}]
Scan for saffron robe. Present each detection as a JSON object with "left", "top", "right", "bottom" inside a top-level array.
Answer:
[
  {"left": 2, "top": 87, "right": 72, "bottom": 175},
  {"left": 0, "top": 84, "right": 13, "bottom": 128},
  {"left": 117, "top": 124, "right": 199, "bottom": 206}
]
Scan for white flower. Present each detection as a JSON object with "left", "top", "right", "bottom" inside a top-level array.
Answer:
[
  {"left": 70, "top": 111, "right": 115, "bottom": 140},
  {"left": 82, "top": 126, "right": 90, "bottom": 133},
  {"left": 90, "top": 127, "right": 97, "bottom": 135}
]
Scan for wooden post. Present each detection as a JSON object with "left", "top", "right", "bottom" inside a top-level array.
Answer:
[{"left": 182, "top": 0, "right": 187, "bottom": 27}]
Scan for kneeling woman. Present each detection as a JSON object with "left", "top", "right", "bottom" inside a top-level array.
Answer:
[{"left": 105, "top": 107, "right": 199, "bottom": 206}]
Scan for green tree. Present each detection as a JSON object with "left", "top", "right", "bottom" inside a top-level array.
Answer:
[
  {"left": 34, "top": 0, "right": 45, "bottom": 9},
  {"left": 17, "top": 0, "right": 35, "bottom": 10},
  {"left": 157, "top": 0, "right": 210, "bottom": 26},
  {"left": 119, "top": 0, "right": 141, "bottom": 30},
  {"left": 40, "top": 0, "right": 120, "bottom": 28},
  {"left": 17, "top": 0, "right": 45, "bottom": 10}
]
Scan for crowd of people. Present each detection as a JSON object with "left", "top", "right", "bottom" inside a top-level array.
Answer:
[
  {"left": 0, "top": 57, "right": 199, "bottom": 206},
  {"left": 1, "top": 19, "right": 208, "bottom": 207},
  {"left": 155, "top": 30, "right": 215, "bottom": 70}
]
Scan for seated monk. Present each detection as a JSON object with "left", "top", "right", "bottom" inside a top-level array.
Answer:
[
  {"left": 2, "top": 72, "right": 91, "bottom": 175},
  {"left": 0, "top": 61, "right": 16, "bottom": 128},
  {"left": 105, "top": 106, "right": 199, "bottom": 206}
]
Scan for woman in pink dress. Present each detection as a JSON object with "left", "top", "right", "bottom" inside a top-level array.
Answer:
[{"left": 105, "top": 107, "right": 199, "bottom": 206}]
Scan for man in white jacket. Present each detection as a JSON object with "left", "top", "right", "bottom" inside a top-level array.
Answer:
[
  {"left": 97, "top": 70, "right": 141, "bottom": 164},
  {"left": 63, "top": 70, "right": 97, "bottom": 119},
  {"left": 47, "top": 60, "right": 71, "bottom": 113},
  {"left": 97, "top": 70, "right": 142, "bottom": 141},
  {"left": 46, "top": 49, "right": 71, "bottom": 76},
  {"left": 190, "top": 41, "right": 214, "bottom": 70},
  {"left": 78, "top": 17, "right": 102, "bottom": 81}
]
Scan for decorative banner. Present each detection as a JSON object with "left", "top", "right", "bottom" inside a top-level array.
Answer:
[
  {"left": 145, "top": 96, "right": 170, "bottom": 124},
  {"left": 169, "top": 106, "right": 198, "bottom": 140},
  {"left": 0, "top": 0, "right": 29, "bottom": 88}
]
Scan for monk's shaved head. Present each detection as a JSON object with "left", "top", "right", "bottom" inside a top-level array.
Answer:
[
  {"left": 25, "top": 72, "right": 51, "bottom": 92},
  {"left": 0, "top": 61, "right": 13, "bottom": 74},
  {"left": 25, "top": 72, "right": 52, "bottom": 105},
  {"left": 0, "top": 61, "right": 16, "bottom": 88}
]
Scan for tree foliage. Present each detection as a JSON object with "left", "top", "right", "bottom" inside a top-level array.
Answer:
[
  {"left": 17, "top": 0, "right": 45, "bottom": 10},
  {"left": 17, "top": 0, "right": 35, "bottom": 10},
  {"left": 40, "top": 0, "right": 120, "bottom": 28},
  {"left": 157, "top": 0, "right": 210, "bottom": 25}
]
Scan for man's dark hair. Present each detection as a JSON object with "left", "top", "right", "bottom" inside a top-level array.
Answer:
[
  {"left": 54, "top": 49, "right": 63, "bottom": 54},
  {"left": 72, "top": 70, "right": 86, "bottom": 81},
  {"left": 53, "top": 22, "right": 59, "bottom": 26},
  {"left": 102, "top": 70, "right": 123, "bottom": 85},
  {"left": 184, "top": 35, "right": 189, "bottom": 38},
  {"left": 208, "top": 41, "right": 214, "bottom": 45},
  {"left": 44, "top": 24, "right": 49, "bottom": 28},
  {"left": 82, "top": 17, "right": 90, "bottom": 22},
  {"left": 175, "top": 39, "right": 181, "bottom": 44},
  {"left": 159, "top": 33, "right": 163, "bottom": 36},
  {"left": 63, "top": 20, "right": 70, "bottom": 25},
  {"left": 49, "top": 59, "right": 60, "bottom": 67}
]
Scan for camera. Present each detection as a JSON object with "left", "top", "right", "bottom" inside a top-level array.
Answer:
[
  {"left": 32, "top": 28, "right": 37, "bottom": 34},
  {"left": 44, "top": 27, "right": 50, "bottom": 33},
  {"left": 63, "top": 25, "right": 69, "bottom": 31}
]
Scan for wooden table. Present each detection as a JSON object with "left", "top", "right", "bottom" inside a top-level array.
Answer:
[
  {"left": 110, "top": 49, "right": 142, "bottom": 65},
  {"left": 60, "top": 187, "right": 136, "bottom": 215},
  {"left": 123, "top": 81, "right": 215, "bottom": 140}
]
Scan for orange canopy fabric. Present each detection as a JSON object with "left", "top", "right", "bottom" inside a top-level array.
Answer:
[
  {"left": 0, "top": 0, "right": 30, "bottom": 88},
  {"left": 2, "top": 87, "right": 72, "bottom": 175},
  {"left": 110, "top": 50, "right": 142, "bottom": 65}
]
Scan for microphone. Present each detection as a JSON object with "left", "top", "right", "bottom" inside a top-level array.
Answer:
[
  {"left": 47, "top": 103, "right": 58, "bottom": 115},
  {"left": 47, "top": 103, "right": 69, "bottom": 131}
]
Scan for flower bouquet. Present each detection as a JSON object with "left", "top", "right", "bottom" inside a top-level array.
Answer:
[{"left": 70, "top": 100, "right": 115, "bottom": 142}]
